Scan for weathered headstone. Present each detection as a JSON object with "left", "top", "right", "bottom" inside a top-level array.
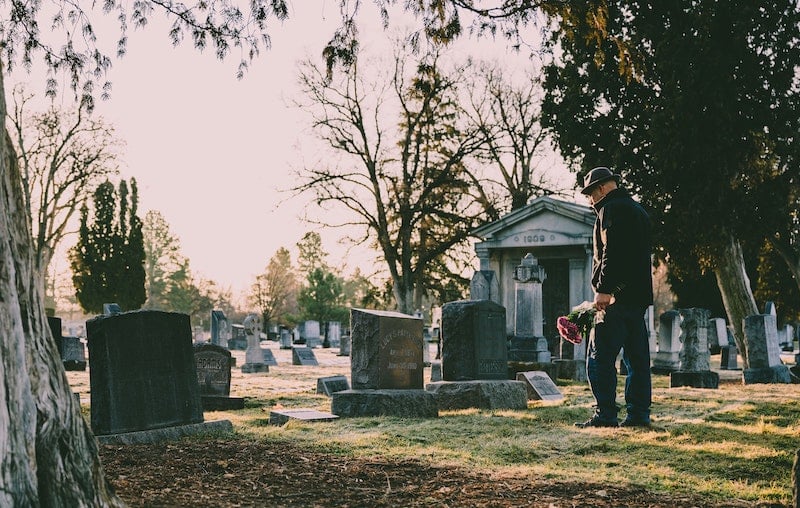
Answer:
[
  {"left": 427, "top": 300, "right": 527, "bottom": 410},
  {"left": 670, "top": 308, "right": 719, "bottom": 389},
  {"left": 193, "top": 325, "right": 205, "bottom": 344},
  {"left": 62, "top": 336, "right": 87, "bottom": 371},
  {"left": 269, "top": 409, "right": 339, "bottom": 426},
  {"left": 210, "top": 310, "right": 230, "bottom": 348},
  {"left": 516, "top": 370, "right": 564, "bottom": 401},
  {"left": 300, "top": 320, "right": 321, "bottom": 348},
  {"left": 508, "top": 254, "right": 551, "bottom": 363},
  {"left": 228, "top": 324, "right": 247, "bottom": 350},
  {"left": 350, "top": 309, "right": 425, "bottom": 390},
  {"left": 86, "top": 310, "right": 205, "bottom": 435},
  {"left": 440, "top": 300, "right": 508, "bottom": 381},
  {"left": 470, "top": 270, "right": 500, "bottom": 303},
  {"left": 645, "top": 305, "right": 658, "bottom": 353},
  {"left": 279, "top": 326, "right": 293, "bottom": 349},
  {"left": 326, "top": 321, "right": 342, "bottom": 348},
  {"left": 332, "top": 308, "right": 436, "bottom": 418},
  {"left": 241, "top": 313, "right": 268, "bottom": 374},
  {"left": 103, "top": 303, "right": 122, "bottom": 315},
  {"left": 292, "top": 347, "right": 319, "bottom": 366},
  {"left": 316, "top": 375, "right": 350, "bottom": 396},
  {"left": 338, "top": 334, "right": 351, "bottom": 356},
  {"left": 193, "top": 343, "right": 244, "bottom": 410},
  {"left": 743, "top": 314, "right": 791, "bottom": 384},
  {"left": 779, "top": 324, "right": 795, "bottom": 352},
  {"left": 652, "top": 310, "right": 682, "bottom": 374}
]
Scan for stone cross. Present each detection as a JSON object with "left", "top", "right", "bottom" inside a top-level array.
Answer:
[{"left": 241, "top": 313, "right": 268, "bottom": 373}]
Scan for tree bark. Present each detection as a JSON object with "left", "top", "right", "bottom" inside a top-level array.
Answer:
[
  {"left": 713, "top": 234, "right": 759, "bottom": 369},
  {"left": 0, "top": 66, "right": 123, "bottom": 506}
]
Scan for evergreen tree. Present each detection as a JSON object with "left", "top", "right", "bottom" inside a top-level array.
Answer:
[{"left": 70, "top": 178, "right": 146, "bottom": 313}]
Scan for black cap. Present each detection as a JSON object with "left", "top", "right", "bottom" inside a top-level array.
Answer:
[{"left": 580, "top": 167, "right": 620, "bottom": 195}]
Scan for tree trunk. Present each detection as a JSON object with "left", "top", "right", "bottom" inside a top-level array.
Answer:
[
  {"left": 713, "top": 234, "right": 759, "bottom": 369},
  {"left": 0, "top": 65, "right": 122, "bottom": 506},
  {"left": 392, "top": 279, "right": 414, "bottom": 315}
]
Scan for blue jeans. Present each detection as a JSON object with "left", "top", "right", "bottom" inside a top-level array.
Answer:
[{"left": 586, "top": 303, "right": 651, "bottom": 421}]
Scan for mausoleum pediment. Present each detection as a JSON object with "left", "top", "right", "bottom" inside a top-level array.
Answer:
[{"left": 473, "top": 196, "right": 594, "bottom": 248}]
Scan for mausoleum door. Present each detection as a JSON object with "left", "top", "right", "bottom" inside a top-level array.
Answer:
[{"left": 541, "top": 259, "right": 570, "bottom": 357}]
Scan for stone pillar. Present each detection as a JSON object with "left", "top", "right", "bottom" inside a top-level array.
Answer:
[
  {"left": 568, "top": 258, "right": 586, "bottom": 309},
  {"left": 508, "top": 254, "right": 551, "bottom": 364},
  {"left": 645, "top": 305, "right": 658, "bottom": 354},
  {"left": 670, "top": 308, "right": 719, "bottom": 388},
  {"left": 241, "top": 313, "right": 268, "bottom": 373}
]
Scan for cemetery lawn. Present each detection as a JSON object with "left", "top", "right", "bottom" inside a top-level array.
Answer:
[{"left": 71, "top": 346, "right": 798, "bottom": 507}]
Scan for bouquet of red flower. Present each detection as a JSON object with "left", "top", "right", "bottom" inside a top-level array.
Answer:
[{"left": 557, "top": 301, "right": 597, "bottom": 345}]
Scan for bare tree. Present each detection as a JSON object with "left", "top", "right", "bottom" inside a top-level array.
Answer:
[
  {"left": 248, "top": 246, "right": 299, "bottom": 329},
  {"left": 7, "top": 85, "right": 122, "bottom": 291},
  {"left": 294, "top": 42, "right": 490, "bottom": 313},
  {"left": 466, "top": 62, "right": 564, "bottom": 212}
]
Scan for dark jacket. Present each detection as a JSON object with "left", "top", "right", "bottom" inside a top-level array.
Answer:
[{"left": 591, "top": 188, "right": 653, "bottom": 308}]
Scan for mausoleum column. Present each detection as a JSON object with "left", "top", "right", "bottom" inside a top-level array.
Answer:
[{"left": 568, "top": 258, "right": 586, "bottom": 308}]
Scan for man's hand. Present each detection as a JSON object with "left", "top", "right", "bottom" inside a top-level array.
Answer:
[{"left": 594, "top": 292, "right": 614, "bottom": 311}]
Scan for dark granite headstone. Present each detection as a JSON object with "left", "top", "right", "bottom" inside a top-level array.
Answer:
[
  {"left": 671, "top": 308, "right": 719, "bottom": 389},
  {"left": 210, "top": 310, "right": 230, "bottom": 347},
  {"left": 86, "top": 310, "right": 204, "bottom": 435},
  {"left": 62, "top": 336, "right": 87, "bottom": 371},
  {"left": 316, "top": 375, "right": 350, "bottom": 396},
  {"left": 47, "top": 316, "right": 63, "bottom": 358},
  {"left": 441, "top": 300, "right": 507, "bottom": 381},
  {"left": 720, "top": 342, "right": 739, "bottom": 370},
  {"left": 516, "top": 371, "right": 563, "bottom": 401},
  {"left": 292, "top": 347, "right": 319, "bottom": 366},
  {"left": 350, "top": 308, "right": 424, "bottom": 390},
  {"left": 193, "top": 343, "right": 232, "bottom": 397}
]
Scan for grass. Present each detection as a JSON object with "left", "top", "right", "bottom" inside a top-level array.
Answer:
[{"left": 71, "top": 348, "right": 799, "bottom": 506}]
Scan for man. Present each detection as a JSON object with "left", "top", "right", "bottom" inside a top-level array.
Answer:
[{"left": 575, "top": 167, "right": 654, "bottom": 428}]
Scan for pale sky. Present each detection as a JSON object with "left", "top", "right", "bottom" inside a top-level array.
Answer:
[{"left": 10, "top": 3, "right": 575, "bottom": 301}]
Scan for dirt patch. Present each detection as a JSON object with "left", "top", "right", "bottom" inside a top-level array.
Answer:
[{"left": 99, "top": 438, "right": 761, "bottom": 507}]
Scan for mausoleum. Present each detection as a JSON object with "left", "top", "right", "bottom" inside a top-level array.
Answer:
[{"left": 472, "top": 196, "right": 594, "bottom": 346}]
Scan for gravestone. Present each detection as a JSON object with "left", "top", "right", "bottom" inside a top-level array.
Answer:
[
  {"left": 779, "top": 324, "right": 795, "bottom": 352},
  {"left": 261, "top": 348, "right": 278, "bottom": 366},
  {"left": 350, "top": 309, "right": 425, "bottom": 390},
  {"left": 645, "top": 305, "right": 658, "bottom": 353},
  {"left": 670, "top": 308, "right": 719, "bottom": 389},
  {"left": 426, "top": 300, "right": 527, "bottom": 410},
  {"left": 516, "top": 370, "right": 564, "bottom": 401},
  {"left": 708, "top": 318, "right": 727, "bottom": 353},
  {"left": 430, "top": 361, "right": 442, "bottom": 382},
  {"left": 338, "top": 334, "right": 351, "bottom": 356},
  {"left": 470, "top": 270, "right": 500, "bottom": 303},
  {"left": 47, "top": 316, "right": 63, "bottom": 359},
  {"left": 269, "top": 409, "right": 339, "bottom": 425},
  {"left": 86, "top": 310, "right": 205, "bottom": 436},
  {"left": 210, "top": 310, "right": 230, "bottom": 348},
  {"left": 241, "top": 314, "right": 268, "bottom": 373},
  {"left": 331, "top": 308, "right": 436, "bottom": 418},
  {"left": 440, "top": 300, "right": 508, "bottom": 381},
  {"left": 743, "top": 314, "right": 791, "bottom": 384},
  {"left": 652, "top": 310, "right": 682, "bottom": 374},
  {"left": 300, "top": 320, "right": 321, "bottom": 348},
  {"left": 327, "top": 321, "right": 342, "bottom": 348},
  {"left": 193, "top": 325, "right": 205, "bottom": 344},
  {"left": 508, "top": 254, "right": 551, "bottom": 363},
  {"left": 279, "top": 326, "right": 293, "bottom": 349},
  {"left": 316, "top": 375, "right": 350, "bottom": 396},
  {"left": 103, "top": 303, "right": 122, "bottom": 315},
  {"left": 193, "top": 343, "right": 244, "bottom": 410},
  {"left": 228, "top": 324, "right": 247, "bottom": 350},
  {"left": 720, "top": 327, "right": 740, "bottom": 370},
  {"left": 62, "top": 336, "right": 87, "bottom": 371},
  {"left": 292, "top": 347, "right": 319, "bottom": 366}
]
